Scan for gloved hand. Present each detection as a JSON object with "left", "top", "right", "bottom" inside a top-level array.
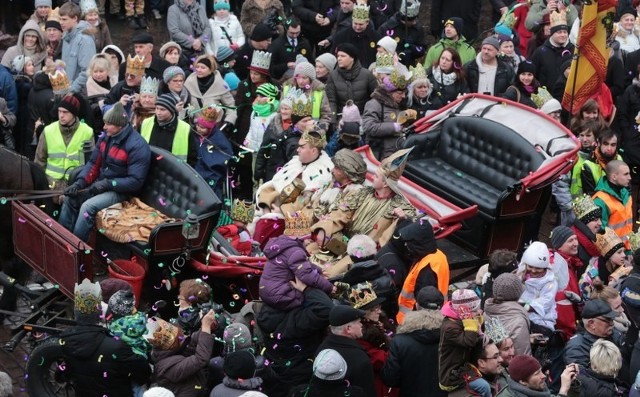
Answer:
[
  {"left": 64, "top": 179, "right": 87, "bottom": 197},
  {"left": 564, "top": 290, "right": 583, "bottom": 304},
  {"left": 88, "top": 179, "right": 111, "bottom": 195}
]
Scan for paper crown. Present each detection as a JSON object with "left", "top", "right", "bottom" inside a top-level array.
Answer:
[
  {"left": 484, "top": 317, "right": 510, "bottom": 344},
  {"left": 375, "top": 53, "right": 395, "bottom": 74},
  {"left": 380, "top": 147, "right": 413, "bottom": 181},
  {"left": 48, "top": 7, "right": 60, "bottom": 22},
  {"left": 498, "top": 9, "right": 518, "bottom": 30},
  {"left": 301, "top": 126, "right": 327, "bottom": 149},
  {"left": 409, "top": 63, "right": 428, "bottom": 82},
  {"left": 595, "top": 227, "right": 624, "bottom": 259},
  {"left": 199, "top": 105, "right": 220, "bottom": 123},
  {"left": 532, "top": 86, "right": 554, "bottom": 109},
  {"left": 383, "top": 69, "right": 411, "bottom": 92},
  {"left": 352, "top": 1, "right": 370, "bottom": 22},
  {"left": 80, "top": 0, "right": 98, "bottom": 15},
  {"left": 230, "top": 199, "right": 255, "bottom": 224},
  {"left": 400, "top": 0, "right": 421, "bottom": 18},
  {"left": 572, "top": 195, "right": 601, "bottom": 223},
  {"left": 283, "top": 210, "right": 312, "bottom": 237},
  {"left": 550, "top": 9, "right": 568, "bottom": 28},
  {"left": 126, "top": 54, "right": 146, "bottom": 77},
  {"left": 74, "top": 278, "right": 102, "bottom": 315},
  {"left": 145, "top": 317, "right": 183, "bottom": 350},
  {"left": 629, "top": 231, "right": 640, "bottom": 252},
  {"left": 347, "top": 281, "right": 380, "bottom": 309},
  {"left": 48, "top": 68, "right": 71, "bottom": 95},
  {"left": 250, "top": 50, "right": 272, "bottom": 74},
  {"left": 139, "top": 76, "right": 160, "bottom": 95},
  {"left": 286, "top": 88, "right": 313, "bottom": 117}
]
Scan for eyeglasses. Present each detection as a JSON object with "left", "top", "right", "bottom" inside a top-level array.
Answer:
[
  {"left": 481, "top": 354, "right": 501, "bottom": 361},
  {"left": 594, "top": 317, "right": 614, "bottom": 324}
]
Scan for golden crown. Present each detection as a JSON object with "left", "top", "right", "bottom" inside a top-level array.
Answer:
[
  {"left": 139, "top": 76, "right": 160, "bottom": 95},
  {"left": 283, "top": 210, "right": 312, "bottom": 237},
  {"left": 532, "top": 86, "right": 554, "bottom": 109},
  {"left": 73, "top": 279, "right": 101, "bottom": 315},
  {"left": 48, "top": 7, "right": 60, "bottom": 22},
  {"left": 595, "top": 227, "right": 624, "bottom": 258},
  {"left": 572, "top": 195, "right": 601, "bottom": 223},
  {"left": 126, "top": 54, "right": 146, "bottom": 77},
  {"left": 409, "top": 63, "right": 428, "bottom": 82},
  {"left": 301, "top": 127, "right": 327, "bottom": 148},
  {"left": 48, "top": 69, "right": 71, "bottom": 94},
  {"left": 230, "top": 199, "right": 255, "bottom": 224},
  {"left": 484, "top": 317, "right": 510, "bottom": 344},
  {"left": 200, "top": 105, "right": 220, "bottom": 122},
  {"left": 550, "top": 9, "right": 567, "bottom": 28},
  {"left": 146, "top": 317, "right": 183, "bottom": 350},
  {"left": 629, "top": 231, "right": 640, "bottom": 252},
  {"left": 352, "top": 1, "right": 370, "bottom": 22},
  {"left": 375, "top": 53, "right": 395, "bottom": 73},
  {"left": 250, "top": 50, "right": 272, "bottom": 71},
  {"left": 287, "top": 88, "right": 313, "bottom": 117},
  {"left": 347, "top": 281, "right": 379, "bottom": 309}
]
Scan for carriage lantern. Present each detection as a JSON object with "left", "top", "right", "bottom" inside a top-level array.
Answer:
[{"left": 181, "top": 214, "right": 200, "bottom": 241}]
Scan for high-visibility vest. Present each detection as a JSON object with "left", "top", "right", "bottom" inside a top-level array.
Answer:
[
  {"left": 593, "top": 190, "right": 633, "bottom": 249},
  {"left": 282, "top": 85, "right": 324, "bottom": 119},
  {"left": 580, "top": 155, "right": 622, "bottom": 194},
  {"left": 396, "top": 249, "right": 450, "bottom": 324},
  {"left": 140, "top": 117, "right": 190, "bottom": 161},
  {"left": 43, "top": 122, "right": 94, "bottom": 180},
  {"left": 569, "top": 155, "right": 587, "bottom": 198}
]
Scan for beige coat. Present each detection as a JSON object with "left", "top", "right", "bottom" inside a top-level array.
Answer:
[{"left": 184, "top": 70, "right": 237, "bottom": 125}]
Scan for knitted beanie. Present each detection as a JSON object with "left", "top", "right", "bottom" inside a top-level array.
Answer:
[
  {"left": 143, "top": 387, "right": 175, "bottom": 397},
  {"left": 294, "top": 61, "right": 317, "bottom": 80},
  {"left": 520, "top": 241, "right": 550, "bottom": 269},
  {"left": 314, "top": 349, "right": 348, "bottom": 380},
  {"left": 216, "top": 46, "right": 235, "bottom": 64},
  {"left": 335, "top": 43, "right": 359, "bottom": 61},
  {"left": 100, "top": 278, "right": 133, "bottom": 303},
  {"left": 224, "top": 350, "right": 256, "bottom": 380},
  {"left": 224, "top": 71, "right": 241, "bottom": 90},
  {"left": 223, "top": 323, "right": 253, "bottom": 354},
  {"left": 451, "top": 289, "right": 481, "bottom": 314},
  {"left": 255, "top": 83, "right": 279, "bottom": 100},
  {"left": 494, "top": 23, "right": 513, "bottom": 37},
  {"left": 377, "top": 36, "right": 397, "bottom": 54},
  {"left": 444, "top": 17, "right": 464, "bottom": 36},
  {"left": 492, "top": 273, "right": 524, "bottom": 302},
  {"left": 103, "top": 102, "right": 129, "bottom": 127},
  {"left": 58, "top": 94, "right": 81, "bottom": 117},
  {"left": 509, "top": 355, "right": 542, "bottom": 382},
  {"left": 214, "top": 0, "right": 231, "bottom": 11},
  {"left": 550, "top": 226, "right": 575, "bottom": 250},
  {"left": 316, "top": 53, "right": 337, "bottom": 71},
  {"left": 156, "top": 94, "right": 178, "bottom": 117},
  {"left": 517, "top": 61, "right": 536, "bottom": 76},
  {"left": 35, "top": 0, "right": 52, "bottom": 7},
  {"left": 482, "top": 36, "right": 500, "bottom": 51},
  {"left": 108, "top": 289, "right": 136, "bottom": 319},
  {"left": 162, "top": 66, "right": 185, "bottom": 84},
  {"left": 45, "top": 20, "right": 63, "bottom": 31}
]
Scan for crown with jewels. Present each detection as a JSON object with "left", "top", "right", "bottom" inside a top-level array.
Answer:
[
  {"left": 80, "top": 0, "right": 98, "bottom": 15},
  {"left": 532, "top": 87, "right": 554, "bottom": 109},
  {"left": 384, "top": 69, "right": 411, "bottom": 91},
  {"left": 74, "top": 278, "right": 102, "bottom": 315},
  {"left": 139, "top": 76, "right": 160, "bottom": 96},
  {"left": 550, "top": 9, "right": 568, "bottom": 29},
  {"left": 126, "top": 54, "right": 146, "bottom": 77},
  {"left": 375, "top": 53, "right": 395, "bottom": 74},
  {"left": 230, "top": 199, "right": 255, "bottom": 224},
  {"left": 352, "top": 1, "right": 370, "bottom": 22},
  {"left": 287, "top": 88, "right": 313, "bottom": 117},
  {"left": 595, "top": 227, "right": 624, "bottom": 259},
  {"left": 484, "top": 317, "right": 510, "bottom": 344},
  {"left": 145, "top": 317, "right": 184, "bottom": 350},
  {"left": 572, "top": 195, "right": 601, "bottom": 224},
  {"left": 283, "top": 210, "right": 312, "bottom": 237},
  {"left": 347, "top": 281, "right": 380, "bottom": 309},
  {"left": 48, "top": 68, "right": 71, "bottom": 95},
  {"left": 250, "top": 51, "right": 272, "bottom": 72},
  {"left": 409, "top": 63, "right": 428, "bottom": 82},
  {"left": 400, "top": 0, "right": 421, "bottom": 18},
  {"left": 301, "top": 125, "right": 327, "bottom": 148}
]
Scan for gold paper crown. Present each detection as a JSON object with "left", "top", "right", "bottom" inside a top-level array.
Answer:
[
  {"left": 375, "top": 53, "right": 395, "bottom": 73},
  {"left": 497, "top": 3, "right": 524, "bottom": 30},
  {"left": 572, "top": 195, "right": 601, "bottom": 223},
  {"left": 301, "top": 126, "right": 327, "bottom": 149},
  {"left": 287, "top": 88, "right": 313, "bottom": 117},
  {"left": 250, "top": 50, "right": 272, "bottom": 72},
  {"left": 48, "top": 68, "right": 71, "bottom": 94},
  {"left": 48, "top": 7, "right": 60, "bottom": 22},
  {"left": 380, "top": 147, "right": 413, "bottom": 181},
  {"left": 595, "top": 227, "right": 624, "bottom": 258},
  {"left": 400, "top": 0, "right": 421, "bottom": 18},
  {"left": 629, "top": 231, "right": 640, "bottom": 252},
  {"left": 352, "top": 1, "right": 370, "bottom": 22},
  {"left": 484, "top": 317, "right": 510, "bottom": 344},
  {"left": 200, "top": 105, "right": 220, "bottom": 122},
  {"left": 139, "top": 76, "right": 160, "bottom": 95},
  {"left": 230, "top": 199, "right": 255, "bottom": 224},
  {"left": 146, "top": 317, "right": 183, "bottom": 350},
  {"left": 550, "top": 9, "right": 567, "bottom": 28},
  {"left": 126, "top": 54, "right": 146, "bottom": 77},
  {"left": 386, "top": 69, "right": 411, "bottom": 91},
  {"left": 283, "top": 210, "right": 312, "bottom": 237},
  {"left": 409, "top": 63, "right": 428, "bottom": 82},
  {"left": 74, "top": 278, "right": 102, "bottom": 314},
  {"left": 532, "top": 87, "right": 554, "bottom": 109},
  {"left": 347, "top": 281, "right": 380, "bottom": 309}
]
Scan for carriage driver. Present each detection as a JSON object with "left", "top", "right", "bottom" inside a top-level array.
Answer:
[{"left": 59, "top": 102, "right": 150, "bottom": 242}]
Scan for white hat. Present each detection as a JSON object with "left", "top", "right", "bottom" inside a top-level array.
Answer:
[
  {"left": 377, "top": 36, "right": 397, "bottom": 54},
  {"left": 313, "top": 349, "right": 348, "bottom": 380},
  {"left": 520, "top": 241, "right": 550, "bottom": 269},
  {"left": 143, "top": 387, "right": 175, "bottom": 397},
  {"left": 540, "top": 98, "right": 562, "bottom": 115}
]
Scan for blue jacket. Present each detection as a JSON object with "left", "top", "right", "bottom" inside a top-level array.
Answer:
[
  {"left": 0, "top": 65, "right": 17, "bottom": 113},
  {"left": 79, "top": 124, "right": 150, "bottom": 194},
  {"left": 61, "top": 21, "right": 96, "bottom": 94},
  {"left": 194, "top": 127, "right": 233, "bottom": 199}
]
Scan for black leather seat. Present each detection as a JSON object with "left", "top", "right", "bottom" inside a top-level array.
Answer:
[{"left": 404, "top": 117, "right": 544, "bottom": 216}]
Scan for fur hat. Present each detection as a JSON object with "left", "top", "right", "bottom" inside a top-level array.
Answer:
[
  {"left": 103, "top": 102, "right": 129, "bottom": 127},
  {"left": 58, "top": 94, "right": 81, "bottom": 117},
  {"left": 143, "top": 387, "right": 175, "bottom": 397},
  {"left": 314, "top": 349, "right": 348, "bottom": 380},
  {"left": 223, "top": 323, "right": 253, "bottom": 354},
  {"left": 224, "top": 350, "right": 256, "bottom": 380},
  {"left": 347, "top": 234, "right": 377, "bottom": 259},
  {"left": 550, "top": 226, "right": 575, "bottom": 250},
  {"left": 159, "top": 41, "right": 182, "bottom": 59},
  {"left": 520, "top": 241, "right": 550, "bottom": 269},
  {"left": 108, "top": 289, "right": 136, "bottom": 319},
  {"left": 451, "top": 289, "right": 481, "bottom": 314},
  {"left": 509, "top": 355, "right": 542, "bottom": 382},
  {"left": 316, "top": 53, "right": 337, "bottom": 71},
  {"left": 74, "top": 278, "right": 102, "bottom": 324},
  {"left": 492, "top": 273, "right": 524, "bottom": 301}
]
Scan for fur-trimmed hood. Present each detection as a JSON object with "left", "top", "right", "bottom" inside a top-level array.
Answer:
[{"left": 397, "top": 309, "right": 443, "bottom": 334}]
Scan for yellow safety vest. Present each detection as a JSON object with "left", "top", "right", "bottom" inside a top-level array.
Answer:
[
  {"left": 140, "top": 117, "right": 190, "bottom": 161},
  {"left": 580, "top": 155, "right": 622, "bottom": 194},
  {"left": 282, "top": 84, "right": 324, "bottom": 119},
  {"left": 43, "top": 122, "right": 94, "bottom": 180},
  {"left": 569, "top": 155, "right": 587, "bottom": 198}
]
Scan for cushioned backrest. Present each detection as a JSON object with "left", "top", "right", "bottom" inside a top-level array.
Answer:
[
  {"left": 139, "top": 146, "right": 220, "bottom": 218},
  {"left": 438, "top": 117, "right": 544, "bottom": 190},
  {"left": 405, "top": 130, "right": 440, "bottom": 160}
]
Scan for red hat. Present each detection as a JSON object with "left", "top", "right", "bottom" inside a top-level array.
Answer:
[{"left": 509, "top": 355, "right": 541, "bottom": 382}]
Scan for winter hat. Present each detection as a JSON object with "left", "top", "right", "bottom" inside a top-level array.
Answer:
[
  {"left": 197, "top": 105, "right": 219, "bottom": 130},
  {"left": 224, "top": 71, "right": 241, "bottom": 90},
  {"left": 444, "top": 17, "right": 464, "bottom": 36},
  {"left": 45, "top": 20, "right": 63, "bottom": 31},
  {"left": 329, "top": 304, "right": 366, "bottom": 326},
  {"left": 341, "top": 100, "right": 362, "bottom": 123},
  {"left": 132, "top": 31, "right": 154, "bottom": 44},
  {"left": 509, "top": 355, "right": 542, "bottom": 382},
  {"left": 239, "top": 393, "right": 268, "bottom": 397},
  {"left": 107, "top": 289, "right": 136, "bottom": 318},
  {"left": 494, "top": 23, "right": 513, "bottom": 37},
  {"left": 102, "top": 45, "right": 125, "bottom": 65},
  {"left": 103, "top": 102, "right": 130, "bottom": 127},
  {"left": 332, "top": 148, "right": 367, "bottom": 184},
  {"left": 100, "top": 278, "right": 133, "bottom": 303},
  {"left": 497, "top": 33, "right": 513, "bottom": 44},
  {"left": 163, "top": 65, "right": 185, "bottom": 84},
  {"left": 74, "top": 278, "right": 102, "bottom": 324},
  {"left": 492, "top": 273, "right": 524, "bottom": 302},
  {"left": 251, "top": 23, "right": 274, "bottom": 41},
  {"left": 214, "top": 0, "right": 231, "bottom": 11},
  {"left": 35, "top": 0, "right": 52, "bottom": 7},
  {"left": 313, "top": 349, "right": 348, "bottom": 380},
  {"left": 58, "top": 94, "right": 81, "bottom": 117},
  {"left": 550, "top": 226, "right": 575, "bottom": 250},
  {"left": 520, "top": 241, "right": 550, "bottom": 269},
  {"left": 416, "top": 286, "right": 445, "bottom": 309},
  {"left": 159, "top": 41, "right": 182, "bottom": 59},
  {"left": 143, "top": 387, "right": 175, "bottom": 397},
  {"left": 335, "top": 43, "right": 359, "bottom": 62},
  {"left": 517, "top": 61, "right": 536, "bottom": 76},
  {"left": 156, "top": 94, "right": 178, "bottom": 117},
  {"left": 451, "top": 289, "right": 481, "bottom": 314},
  {"left": 540, "top": 98, "right": 562, "bottom": 114},
  {"left": 255, "top": 82, "right": 279, "bottom": 100},
  {"left": 223, "top": 323, "right": 253, "bottom": 354},
  {"left": 294, "top": 61, "right": 317, "bottom": 80},
  {"left": 224, "top": 350, "right": 256, "bottom": 380},
  {"left": 0, "top": 371, "right": 11, "bottom": 397},
  {"left": 572, "top": 194, "right": 602, "bottom": 224},
  {"left": 347, "top": 234, "right": 377, "bottom": 259},
  {"left": 11, "top": 55, "right": 31, "bottom": 73},
  {"left": 377, "top": 36, "right": 397, "bottom": 54},
  {"left": 316, "top": 53, "right": 337, "bottom": 71},
  {"left": 80, "top": 0, "right": 99, "bottom": 16},
  {"left": 216, "top": 46, "right": 235, "bottom": 65},
  {"left": 482, "top": 36, "right": 500, "bottom": 51}
]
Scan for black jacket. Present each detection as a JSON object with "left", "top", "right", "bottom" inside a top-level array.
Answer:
[
  {"left": 145, "top": 116, "right": 198, "bottom": 167},
  {"left": 326, "top": 61, "right": 378, "bottom": 114},
  {"left": 502, "top": 84, "right": 538, "bottom": 109},
  {"left": 234, "top": 43, "right": 259, "bottom": 81},
  {"left": 615, "top": 81, "right": 640, "bottom": 182},
  {"left": 330, "top": 25, "right": 382, "bottom": 69},
  {"left": 427, "top": 69, "right": 469, "bottom": 110},
  {"left": 575, "top": 368, "right": 625, "bottom": 397},
  {"left": 464, "top": 57, "right": 515, "bottom": 96},
  {"left": 60, "top": 325, "right": 151, "bottom": 397},
  {"left": 530, "top": 39, "right": 575, "bottom": 89},
  {"left": 27, "top": 71, "right": 54, "bottom": 141},
  {"left": 377, "top": 15, "right": 428, "bottom": 66},
  {"left": 430, "top": 0, "right": 482, "bottom": 40},
  {"left": 254, "top": 114, "right": 301, "bottom": 182},
  {"left": 268, "top": 33, "right": 315, "bottom": 81},
  {"left": 316, "top": 333, "right": 376, "bottom": 397},
  {"left": 118, "top": 56, "right": 171, "bottom": 82},
  {"left": 292, "top": 0, "right": 339, "bottom": 43}
]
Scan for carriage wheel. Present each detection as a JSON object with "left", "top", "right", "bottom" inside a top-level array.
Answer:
[{"left": 25, "top": 337, "right": 75, "bottom": 397}]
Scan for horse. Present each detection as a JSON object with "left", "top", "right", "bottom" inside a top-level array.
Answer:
[{"left": 0, "top": 145, "right": 52, "bottom": 320}]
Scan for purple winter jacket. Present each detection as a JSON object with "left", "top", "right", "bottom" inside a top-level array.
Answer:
[{"left": 258, "top": 235, "right": 333, "bottom": 310}]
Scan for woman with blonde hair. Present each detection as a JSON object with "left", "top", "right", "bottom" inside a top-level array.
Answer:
[
  {"left": 86, "top": 54, "right": 117, "bottom": 134},
  {"left": 574, "top": 339, "right": 624, "bottom": 396}
]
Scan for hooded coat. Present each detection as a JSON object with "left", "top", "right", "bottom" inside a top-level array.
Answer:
[
  {"left": 1, "top": 20, "right": 47, "bottom": 71},
  {"left": 381, "top": 309, "right": 447, "bottom": 397},
  {"left": 27, "top": 71, "right": 54, "bottom": 135},
  {"left": 484, "top": 298, "right": 532, "bottom": 355},
  {"left": 362, "top": 85, "right": 406, "bottom": 161}
]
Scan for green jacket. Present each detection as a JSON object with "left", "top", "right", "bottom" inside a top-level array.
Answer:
[
  {"left": 424, "top": 37, "right": 476, "bottom": 68},
  {"left": 592, "top": 177, "right": 631, "bottom": 230}
]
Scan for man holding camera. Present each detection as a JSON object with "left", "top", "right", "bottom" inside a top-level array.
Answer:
[{"left": 495, "top": 356, "right": 578, "bottom": 397}]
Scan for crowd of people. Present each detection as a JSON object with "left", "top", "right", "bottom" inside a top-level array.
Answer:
[{"left": 6, "top": 0, "right": 640, "bottom": 396}]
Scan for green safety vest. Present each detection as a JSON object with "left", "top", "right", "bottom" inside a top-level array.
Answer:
[
  {"left": 576, "top": 155, "right": 623, "bottom": 197},
  {"left": 282, "top": 85, "right": 324, "bottom": 119},
  {"left": 140, "top": 117, "right": 190, "bottom": 161},
  {"left": 43, "top": 121, "right": 94, "bottom": 180}
]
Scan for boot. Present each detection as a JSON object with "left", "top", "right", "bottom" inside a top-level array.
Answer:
[
  {"left": 2, "top": 129, "right": 15, "bottom": 150},
  {"left": 127, "top": 16, "right": 138, "bottom": 29},
  {"left": 136, "top": 15, "right": 147, "bottom": 29}
]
